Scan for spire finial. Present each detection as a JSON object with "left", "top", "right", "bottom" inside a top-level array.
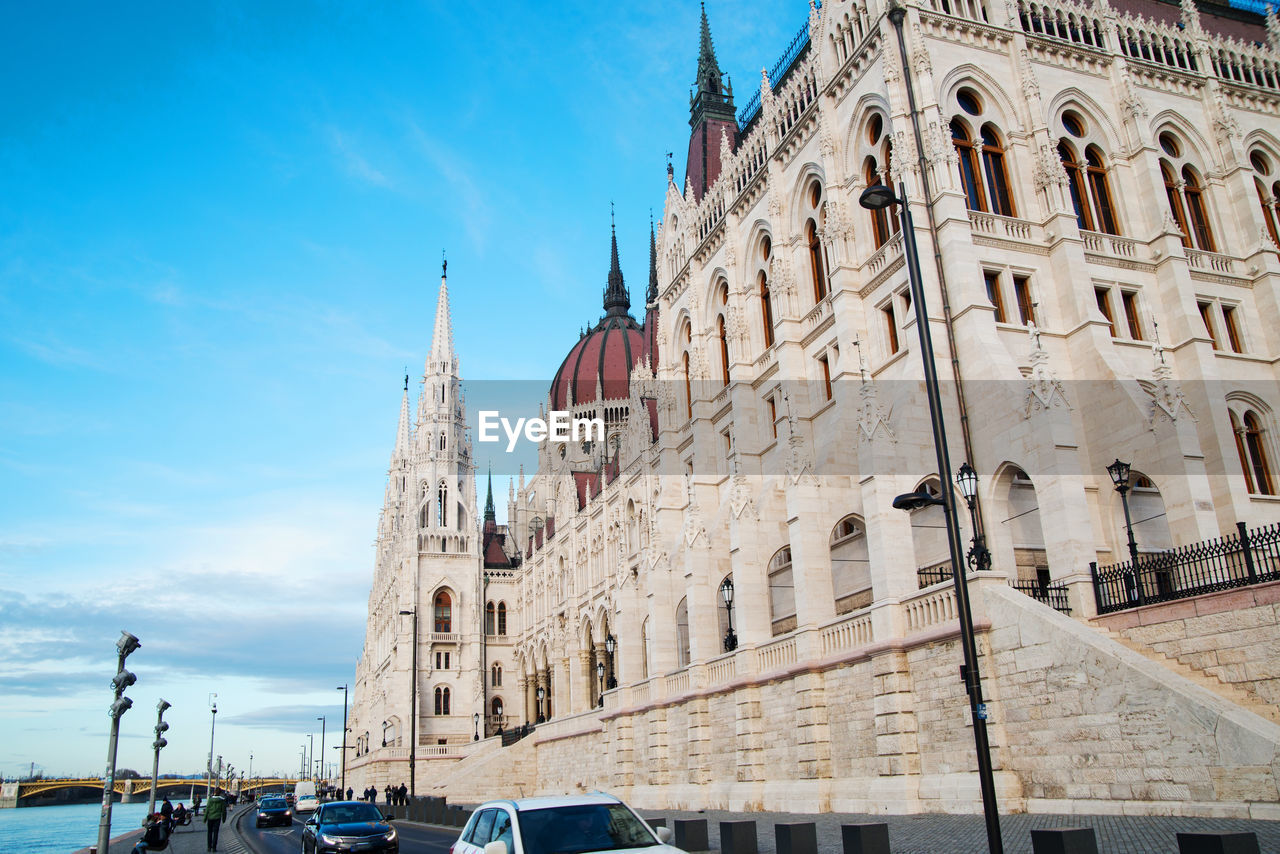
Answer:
[
  {"left": 484, "top": 462, "right": 496, "bottom": 522},
  {"left": 442, "top": 249, "right": 446, "bottom": 278},
  {"left": 404, "top": 369, "right": 409, "bottom": 392},
  {"left": 603, "top": 206, "right": 630, "bottom": 316},
  {"left": 647, "top": 211, "right": 659, "bottom": 306},
  {"left": 428, "top": 253, "right": 455, "bottom": 364}
]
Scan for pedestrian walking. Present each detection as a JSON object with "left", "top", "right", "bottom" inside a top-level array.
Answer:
[
  {"left": 346, "top": 786, "right": 353, "bottom": 801},
  {"left": 204, "top": 790, "right": 227, "bottom": 852},
  {"left": 397, "top": 783, "right": 408, "bottom": 805}
]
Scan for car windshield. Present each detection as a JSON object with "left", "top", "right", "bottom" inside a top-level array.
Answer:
[
  {"left": 261, "top": 799, "right": 286, "bottom": 809},
  {"left": 517, "top": 804, "right": 657, "bottom": 854},
  {"left": 320, "top": 803, "right": 384, "bottom": 825}
]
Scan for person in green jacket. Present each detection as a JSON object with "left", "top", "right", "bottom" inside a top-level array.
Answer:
[{"left": 203, "top": 791, "right": 227, "bottom": 851}]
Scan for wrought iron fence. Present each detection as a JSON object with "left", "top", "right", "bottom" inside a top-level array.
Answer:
[
  {"left": 1011, "top": 579, "right": 1072, "bottom": 614},
  {"left": 917, "top": 562, "right": 953, "bottom": 588},
  {"left": 500, "top": 722, "right": 535, "bottom": 748},
  {"left": 1091, "top": 521, "right": 1280, "bottom": 615}
]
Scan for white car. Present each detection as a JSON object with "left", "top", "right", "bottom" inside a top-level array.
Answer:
[{"left": 450, "top": 793, "right": 682, "bottom": 854}]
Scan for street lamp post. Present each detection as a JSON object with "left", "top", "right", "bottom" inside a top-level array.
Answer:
[
  {"left": 473, "top": 712, "right": 480, "bottom": 742},
  {"left": 1107, "top": 458, "right": 1144, "bottom": 604},
  {"left": 860, "top": 180, "right": 1004, "bottom": 854},
  {"left": 317, "top": 716, "right": 326, "bottom": 787},
  {"left": 536, "top": 686, "right": 545, "bottom": 723},
  {"left": 146, "top": 699, "right": 171, "bottom": 816},
  {"left": 604, "top": 633, "right": 617, "bottom": 690},
  {"left": 336, "top": 684, "right": 348, "bottom": 796},
  {"left": 719, "top": 576, "right": 738, "bottom": 652},
  {"left": 955, "top": 463, "right": 991, "bottom": 573},
  {"left": 98, "top": 630, "right": 141, "bottom": 854},
  {"left": 205, "top": 695, "right": 217, "bottom": 805},
  {"left": 248, "top": 754, "right": 253, "bottom": 797},
  {"left": 399, "top": 607, "right": 418, "bottom": 796},
  {"left": 307, "top": 733, "right": 314, "bottom": 782},
  {"left": 595, "top": 661, "right": 605, "bottom": 708}
]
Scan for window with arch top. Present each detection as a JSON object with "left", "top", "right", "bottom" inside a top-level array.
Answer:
[
  {"left": 805, "top": 179, "right": 828, "bottom": 302},
  {"left": 759, "top": 235, "right": 775, "bottom": 349},
  {"left": 768, "top": 545, "right": 797, "bottom": 636},
  {"left": 434, "top": 590, "right": 452, "bottom": 633},
  {"left": 1231, "top": 405, "right": 1275, "bottom": 496},
  {"left": 1158, "top": 131, "right": 1216, "bottom": 252},
  {"left": 434, "top": 686, "right": 451, "bottom": 716},
  {"left": 437, "top": 482, "right": 448, "bottom": 528},
  {"left": 1249, "top": 149, "right": 1280, "bottom": 248},
  {"left": 485, "top": 601, "right": 495, "bottom": 635},
  {"left": 497, "top": 601, "right": 507, "bottom": 635}
]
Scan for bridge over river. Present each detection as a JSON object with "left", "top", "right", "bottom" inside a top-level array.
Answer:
[{"left": 0, "top": 777, "right": 301, "bottom": 808}]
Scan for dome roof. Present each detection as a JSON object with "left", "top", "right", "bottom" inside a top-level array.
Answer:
[{"left": 549, "top": 314, "right": 643, "bottom": 411}]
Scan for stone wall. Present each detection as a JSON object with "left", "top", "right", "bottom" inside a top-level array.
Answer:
[{"left": 1093, "top": 581, "right": 1280, "bottom": 708}]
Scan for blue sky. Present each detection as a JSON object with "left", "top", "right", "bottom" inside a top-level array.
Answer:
[{"left": 0, "top": 0, "right": 803, "bottom": 781}]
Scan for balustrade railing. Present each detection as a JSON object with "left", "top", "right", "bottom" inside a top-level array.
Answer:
[
  {"left": 757, "top": 635, "right": 798, "bottom": 672},
  {"left": 1016, "top": 0, "right": 1107, "bottom": 50},
  {"left": 1091, "top": 521, "right": 1280, "bottom": 615},
  {"left": 1186, "top": 248, "right": 1236, "bottom": 274},
  {"left": 904, "top": 584, "right": 958, "bottom": 632},
  {"left": 1081, "top": 230, "right": 1139, "bottom": 259}
]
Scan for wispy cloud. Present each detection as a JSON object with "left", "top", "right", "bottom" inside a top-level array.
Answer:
[
  {"left": 326, "top": 125, "right": 392, "bottom": 188},
  {"left": 405, "top": 118, "right": 492, "bottom": 249}
]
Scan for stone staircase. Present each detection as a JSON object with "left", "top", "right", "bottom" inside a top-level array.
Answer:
[
  {"left": 424, "top": 734, "right": 540, "bottom": 805},
  {"left": 1096, "top": 624, "right": 1280, "bottom": 724}
]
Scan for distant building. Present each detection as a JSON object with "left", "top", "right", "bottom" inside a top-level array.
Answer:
[{"left": 350, "top": 0, "right": 1280, "bottom": 817}]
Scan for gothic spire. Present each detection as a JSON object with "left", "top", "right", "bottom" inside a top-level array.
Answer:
[
  {"left": 429, "top": 254, "right": 454, "bottom": 364},
  {"left": 484, "top": 464, "right": 496, "bottom": 522},
  {"left": 603, "top": 205, "right": 631, "bottom": 316},
  {"left": 392, "top": 375, "right": 411, "bottom": 464},
  {"left": 647, "top": 213, "right": 658, "bottom": 306},
  {"left": 696, "top": 1, "right": 723, "bottom": 96}
]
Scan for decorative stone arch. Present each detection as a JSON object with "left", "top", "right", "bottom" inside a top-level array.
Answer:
[
  {"left": 843, "top": 92, "right": 894, "bottom": 177},
  {"left": 431, "top": 586, "right": 455, "bottom": 633},
  {"left": 675, "top": 596, "right": 691, "bottom": 667},
  {"left": 1046, "top": 88, "right": 1125, "bottom": 154},
  {"left": 936, "top": 64, "right": 1024, "bottom": 136},
  {"left": 1150, "top": 110, "right": 1221, "bottom": 174},
  {"left": 767, "top": 544, "right": 797, "bottom": 636},
  {"left": 1226, "top": 391, "right": 1278, "bottom": 496},
  {"left": 989, "top": 462, "right": 1048, "bottom": 585},
  {"left": 830, "top": 513, "right": 871, "bottom": 614},
  {"left": 1107, "top": 467, "right": 1174, "bottom": 556},
  {"left": 909, "top": 476, "right": 951, "bottom": 585},
  {"left": 745, "top": 220, "right": 775, "bottom": 279},
  {"left": 788, "top": 161, "right": 828, "bottom": 236},
  {"left": 702, "top": 267, "right": 732, "bottom": 325}
]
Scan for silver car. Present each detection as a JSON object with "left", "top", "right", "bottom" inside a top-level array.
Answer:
[{"left": 451, "top": 793, "right": 682, "bottom": 854}]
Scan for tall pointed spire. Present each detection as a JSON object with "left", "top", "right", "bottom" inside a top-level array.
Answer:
[
  {"left": 603, "top": 204, "right": 631, "bottom": 316},
  {"left": 696, "top": 1, "right": 723, "bottom": 96},
  {"left": 392, "top": 373, "right": 411, "bottom": 463},
  {"left": 646, "top": 213, "right": 658, "bottom": 306},
  {"left": 686, "top": 2, "right": 736, "bottom": 201},
  {"left": 429, "top": 253, "right": 454, "bottom": 364},
  {"left": 484, "top": 464, "right": 496, "bottom": 522}
]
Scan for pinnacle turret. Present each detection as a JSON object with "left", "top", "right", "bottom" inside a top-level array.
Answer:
[
  {"left": 603, "top": 207, "right": 631, "bottom": 317},
  {"left": 484, "top": 464, "right": 496, "bottom": 522},
  {"left": 696, "top": 1, "right": 724, "bottom": 97},
  {"left": 647, "top": 215, "right": 659, "bottom": 306},
  {"left": 392, "top": 374, "right": 411, "bottom": 464},
  {"left": 429, "top": 256, "right": 454, "bottom": 365}
]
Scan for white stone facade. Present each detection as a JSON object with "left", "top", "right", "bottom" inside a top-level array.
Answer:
[{"left": 352, "top": 0, "right": 1280, "bottom": 815}]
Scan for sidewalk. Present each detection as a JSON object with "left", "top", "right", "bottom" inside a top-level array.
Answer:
[
  {"left": 76, "top": 804, "right": 254, "bottom": 854},
  {"left": 631, "top": 807, "right": 1280, "bottom": 854}
]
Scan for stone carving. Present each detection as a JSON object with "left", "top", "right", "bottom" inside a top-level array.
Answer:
[
  {"left": 1033, "top": 143, "right": 1068, "bottom": 191},
  {"left": 1120, "top": 77, "right": 1149, "bottom": 123},
  {"left": 1018, "top": 48, "right": 1040, "bottom": 101},
  {"left": 682, "top": 475, "right": 709, "bottom": 548},
  {"left": 912, "top": 23, "right": 932, "bottom": 77},
  {"left": 1148, "top": 340, "right": 1196, "bottom": 426},
  {"left": 1023, "top": 321, "right": 1071, "bottom": 417},
  {"left": 730, "top": 473, "right": 757, "bottom": 520}
]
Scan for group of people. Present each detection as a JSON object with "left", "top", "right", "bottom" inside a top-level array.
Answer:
[
  {"left": 131, "top": 794, "right": 203, "bottom": 853},
  {"left": 358, "top": 782, "right": 409, "bottom": 804}
]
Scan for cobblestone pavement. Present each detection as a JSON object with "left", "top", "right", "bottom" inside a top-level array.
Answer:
[
  {"left": 634, "top": 807, "right": 1280, "bottom": 854},
  {"left": 82, "top": 805, "right": 253, "bottom": 854}
]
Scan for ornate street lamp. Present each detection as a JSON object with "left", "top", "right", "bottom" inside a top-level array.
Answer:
[
  {"left": 1107, "top": 458, "right": 1143, "bottom": 604},
  {"left": 604, "top": 633, "right": 617, "bottom": 690},
  {"left": 536, "top": 686, "right": 545, "bottom": 723},
  {"left": 595, "top": 661, "right": 605, "bottom": 707},
  {"left": 955, "top": 463, "right": 991, "bottom": 573},
  {"left": 719, "top": 576, "right": 738, "bottom": 652},
  {"left": 473, "top": 712, "right": 480, "bottom": 742},
  {"left": 146, "top": 699, "right": 171, "bottom": 816}
]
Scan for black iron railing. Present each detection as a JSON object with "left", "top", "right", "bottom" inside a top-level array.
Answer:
[
  {"left": 1011, "top": 579, "right": 1072, "bottom": 614},
  {"left": 500, "top": 722, "right": 534, "bottom": 748},
  {"left": 1091, "top": 521, "right": 1280, "bottom": 615},
  {"left": 917, "top": 562, "right": 953, "bottom": 588},
  {"left": 736, "top": 9, "right": 816, "bottom": 130}
]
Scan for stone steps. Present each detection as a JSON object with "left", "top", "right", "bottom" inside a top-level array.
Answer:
[
  {"left": 424, "top": 734, "right": 539, "bottom": 805},
  {"left": 1098, "top": 626, "right": 1280, "bottom": 724}
]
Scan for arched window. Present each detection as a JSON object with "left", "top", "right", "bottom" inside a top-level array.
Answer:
[
  {"left": 830, "top": 515, "right": 871, "bottom": 614},
  {"left": 437, "top": 482, "right": 448, "bottom": 528},
  {"left": 866, "top": 156, "right": 893, "bottom": 247},
  {"left": 768, "top": 546, "right": 797, "bottom": 636},
  {"left": 682, "top": 351, "right": 692, "bottom": 419},
  {"left": 1256, "top": 178, "right": 1279, "bottom": 247},
  {"left": 485, "top": 601, "right": 495, "bottom": 635},
  {"left": 1233, "top": 409, "right": 1276, "bottom": 495},
  {"left": 1183, "top": 167, "right": 1216, "bottom": 252},
  {"left": 491, "top": 663, "right": 503, "bottom": 687},
  {"left": 439, "top": 432, "right": 447, "bottom": 451},
  {"left": 497, "top": 602, "right": 507, "bottom": 635},
  {"left": 952, "top": 119, "right": 986, "bottom": 212},
  {"left": 1161, "top": 160, "right": 1191, "bottom": 247},
  {"left": 806, "top": 218, "right": 827, "bottom": 302},
  {"left": 675, "top": 598, "right": 691, "bottom": 667},
  {"left": 717, "top": 315, "right": 730, "bottom": 386},
  {"left": 1085, "top": 146, "right": 1119, "bottom": 235},
  {"left": 434, "top": 686, "right": 450, "bottom": 716},
  {"left": 434, "top": 591, "right": 452, "bottom": 633},
  {"left": 980, "top": 124, "right": 1016, "bottom": 217},
  {"left": 759, "top": 272, "right": 774, "bottom": 348},
  {"left": 491, "top": 696, "right": 503, "bottom": 719}
]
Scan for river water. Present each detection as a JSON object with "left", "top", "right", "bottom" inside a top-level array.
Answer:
[{"left": 0, "top": 800, "right": 157, "bottom": 853}]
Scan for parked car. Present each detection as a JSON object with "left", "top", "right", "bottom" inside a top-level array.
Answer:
[
  {"left": 255, "top": 796, "right": 293, "bottom": 828},
  {"left": 450, "top": 793, "right": 680, "bottom": 854},
  {"left": 301, "top": 801, "right": 398, "bottom": 853}
]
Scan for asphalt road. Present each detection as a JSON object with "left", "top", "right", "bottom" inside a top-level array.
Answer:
[{"left": 237, "top": 804, "right": 459, "bottom": 854}]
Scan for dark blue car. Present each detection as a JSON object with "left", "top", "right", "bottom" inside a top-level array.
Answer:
[
  {"left": 255, "top": 796, "right": 293, "bottom": 827},
  {"left": 302, "top": 801, "right": 398, "bottom": 853}
]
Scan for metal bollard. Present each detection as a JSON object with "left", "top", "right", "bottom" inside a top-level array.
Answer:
[
  {"left": 776, "top": 822, "right": 817, "bottom": 854},
  {"left": 719, "top": 820, "right": 758, "bottom": 854},
  {"left": 1031, "top": 827, "right": 1099, "bottom": 854},
  {"left": 842, "top": 822, "right": 891, "bottom": 854},
  {"left": 1176, "top": 832, "right": 1261, "bottom": 854},
  {"left": 674, "top": 818, "right": 710, "bottom": 852}
]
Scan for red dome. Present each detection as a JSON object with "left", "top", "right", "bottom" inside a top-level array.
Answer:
[{"left": 549, "top": 314, "right": 644, "bottom": 410}]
